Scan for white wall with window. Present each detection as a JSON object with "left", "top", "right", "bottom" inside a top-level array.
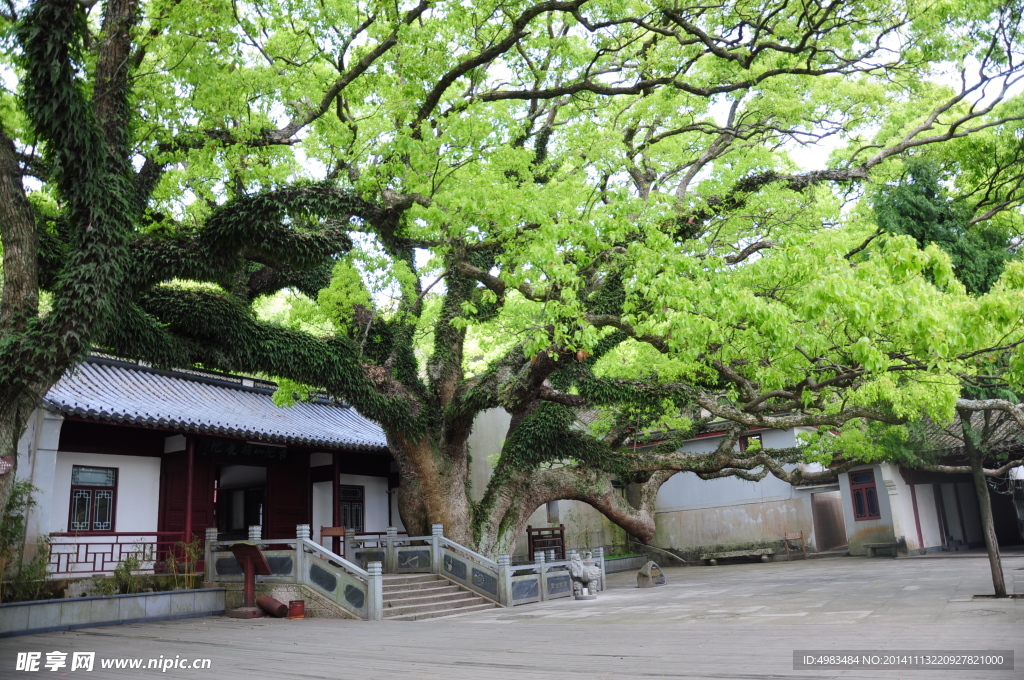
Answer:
[
  {"left": 838, "top": 464, "right": 900, "bottom": 555},
  {"left": 52, "top": 452, "right": 161, "bottom": 534},
  {"left": 339, "top": 474, "right": 391, "bottom": 532},
  {"left": 311, "top": 473, "right": 401, "bottom": 548}
]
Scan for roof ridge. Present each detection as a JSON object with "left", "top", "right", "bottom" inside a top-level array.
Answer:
[
  {"left": 85, "top": 352, "right": 340, "bottom": 405},
  {"left": 86, "top": 352, "right": 278, "bottom": 393}
]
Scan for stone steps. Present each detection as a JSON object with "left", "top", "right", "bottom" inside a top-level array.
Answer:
[
  {"left": 385, "top": 581, "right": 462, "bottom": 602},
  {"left": 381, "top": 573, "right": 498, "bottom": 621},
  {"left": 386, "top": 602, "right": 497, "bottom": 621},
  {"left": 382, "top": 574, "right": 452, "bottom": 592}
]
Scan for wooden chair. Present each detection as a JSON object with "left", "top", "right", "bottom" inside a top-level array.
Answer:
[
  {"left": 784, "top": 531, "right": 807, "bottom": 560},
  {"left": 320, "top": 526, "right": 346, "bottom": 558}
]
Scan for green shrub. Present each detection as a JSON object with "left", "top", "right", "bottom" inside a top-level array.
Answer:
[
  {"left": 113, "top": 554, "right": 142, "bottom": 594},
  {"left": 176, "top": 535, "right": 202, "bottom": 590},
  {"left": 0, "top": 481, "right": 54, "bottom": 603}
]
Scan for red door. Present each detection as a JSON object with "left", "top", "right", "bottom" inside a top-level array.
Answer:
[
  {"left": 265, "top": 451, "right": 310, "bottom": 540},
  {"left": 158, "top": 452, "right": 216, "bottom": 543}
]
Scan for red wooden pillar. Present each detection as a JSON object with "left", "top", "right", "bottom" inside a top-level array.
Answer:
[
  {"left": 332, "top": 452, "right": 341, "bottom": 554},
  {"left": 184, "top": 436, "right": 194, "bottom": 542}
]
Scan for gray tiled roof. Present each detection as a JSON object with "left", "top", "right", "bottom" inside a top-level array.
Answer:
[
  {"left": 43, "top": 358, "right": 389, "bottom": 451},
  {"left": 917, "top": 411, "right": 1024, "bottom": 454}
]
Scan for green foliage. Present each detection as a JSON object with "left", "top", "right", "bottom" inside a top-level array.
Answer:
[
  {"left": 500, "top": 401, "right": 626, "bottom": 475},
  {"left": 318, "top": 259, "right": 373, "bottom": 325},
  {"left": 0, "top": 481, "right": 51, "bottom": 603},
  {"left": 872, "top": 161, "right": 1016, "bottom": 294},
  {"left": 1, "top": 0, "right": 135, "bottom": 398},
  {"left": 113, "top": 553, "right": 143, "bottom": 595},
  {"left": 6, "top": 0, "right": 1024, "bottom": 550},
  {"left": 799, "top": 422, "right": 912, "bottom": 466},
  {"left": 272, "top": 378, "right": 311, "bottom": 408},
  {"left": 175, "top": 535, "right": 203, "bottom": 591},
  {"left": 89, "top": 574, "right": 119, "bottom": 597}
]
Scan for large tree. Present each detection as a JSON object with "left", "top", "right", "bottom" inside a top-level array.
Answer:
[{"left": 4, "top": 0, "right": 1024, "bottom": 556}]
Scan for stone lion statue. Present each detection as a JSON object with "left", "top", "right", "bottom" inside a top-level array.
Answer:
[{"left": 568, "top": 550, "right": 601, "bottom": 597}]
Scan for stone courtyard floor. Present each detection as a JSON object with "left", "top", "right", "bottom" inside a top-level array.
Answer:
[{"left": 2, "top": 553, "right": 1022, "bottom": 679}]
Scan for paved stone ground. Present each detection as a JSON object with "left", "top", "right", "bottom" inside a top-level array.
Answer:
[{"left": 2, "top": 554, "right": 1022, "bottom": 679}]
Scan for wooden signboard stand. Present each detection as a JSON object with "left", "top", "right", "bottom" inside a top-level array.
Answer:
[{"left": 226, "top": 542, "right": 272, "bottom": 619}]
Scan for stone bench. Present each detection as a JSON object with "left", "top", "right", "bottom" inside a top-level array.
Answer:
[
  {"left": 863, "top": 542, "right": 898, "bottom": 558},
  {"left": 701, "top": 548, "right": 774, "bottom": 566}
]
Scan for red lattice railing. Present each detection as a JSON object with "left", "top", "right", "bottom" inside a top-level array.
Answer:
[{"left": 48, "top": 532, "right": 192, "bottom": 576}]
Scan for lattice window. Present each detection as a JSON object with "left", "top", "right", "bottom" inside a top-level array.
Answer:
[
  {"left": 339, "top": 485, "right": 364, "bottom": 532},
  {"left": 69, "top": 466, "right": 117, "bottom": 532},
  {"left": 70, "top": 489, "right": 92, "bottom": 531}
]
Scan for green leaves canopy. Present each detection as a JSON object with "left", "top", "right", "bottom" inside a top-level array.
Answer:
[{"left": 4, "top": 0, "right": 1024, "bottom": 547}]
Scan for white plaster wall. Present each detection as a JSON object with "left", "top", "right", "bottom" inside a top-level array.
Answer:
[
  {"left": 648, "top": 428, "right": 833, "bottom": 554},
  {"left": 467, "top": 408, "right": 512, "bottom": 503},
  {"left": 16, "top": 410, "right": 64, "bottom": 553},
  {"left": 654, "top": 497, "right": 814, "bottom": 553},
  {"left": 51, "top": 451, "right": 161, "bottom": 534},
  {"left": 311, "top": 480, "right": 333, "bottom": 547},
  {"left": 838, "top": 464, "right": 899, "bottom": 555},
  {"left": 912, "top": 484, "right": 944, "bottom": 549},
  {"left": 310, "top": 473, "right": 404, "bottom": 548},
  {"left": 882, "top": 464, "right": 922, "bottom": 551},
  {"left": 657, "top": 429, "right": 800, "bottom": 512},
  {"left": 339, "top": 474, "right": 392, "bottom": 533}
]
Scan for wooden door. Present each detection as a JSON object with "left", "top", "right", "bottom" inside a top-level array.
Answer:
[
  {"left": 158, "top": 451, "right": 216, "bottom": 543},
  {"left": 265, "top": 451, "right": 310, "bottom": 540}
]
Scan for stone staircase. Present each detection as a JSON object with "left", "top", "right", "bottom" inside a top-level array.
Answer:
[{"left": 382, "top": 573, "right": 498, "bottom": 621}]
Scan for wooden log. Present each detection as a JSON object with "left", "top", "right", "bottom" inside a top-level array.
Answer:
[{"left": 256, "top": 595, "right": 289, "bottom": 618}]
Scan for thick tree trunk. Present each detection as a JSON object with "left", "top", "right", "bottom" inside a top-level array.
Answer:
[
  {"left": 970, "top": 448, "right": 1007, "bottom": 597},
  {"left": 0, "top": 125, "right": 42, "bottom": 507},
  {"left": 0, "top": 128, "right": 39, "bottom": 337},
  {"left": 389, "top": 431, "right": 474, "bottom": 544},
  {"left": 0, "top": 0, "right": 143, "bottom": 514},
  {"left": 93, "top": 0, "right": 139, "bottom": 172}
]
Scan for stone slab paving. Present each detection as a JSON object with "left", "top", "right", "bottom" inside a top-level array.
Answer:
[{"left": 1, "top": 555, "right": 1021, "bottom": 679}]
